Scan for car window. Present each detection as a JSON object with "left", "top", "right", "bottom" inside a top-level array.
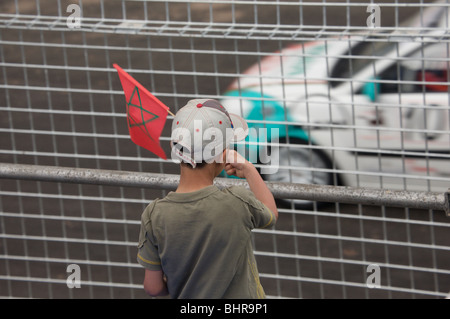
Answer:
[
  {"left": 331, "top": 41, "right": 450, "bottom": 93},
  {"left": 377, "top": 64, "right": 416, "bottom": 94},
  {"left": 378, "top": 43, "right": 450, "bottom": 94},
  {"left": 330, "top": 39, "right": 396, "bottom": 87}
]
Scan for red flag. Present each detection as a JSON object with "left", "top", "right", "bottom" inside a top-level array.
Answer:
[{"left": 113, "top": 64, "right": 168, "bottom": 160}]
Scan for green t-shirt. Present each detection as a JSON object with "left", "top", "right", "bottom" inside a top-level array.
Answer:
[{"left": 137, "top": 185, "right": 276, "bottom": 299}]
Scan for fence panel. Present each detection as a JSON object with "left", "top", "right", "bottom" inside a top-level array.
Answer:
[{"left": 0, "top": 0, "right": 449, "bottom": 298}]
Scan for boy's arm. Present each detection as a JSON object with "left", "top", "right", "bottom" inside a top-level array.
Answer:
[
  {"left": 225, "top": 150, "right": 278, "bottom": 221},
  {"left": 143, "top": 269, "right": 169, "bottom": 297}
]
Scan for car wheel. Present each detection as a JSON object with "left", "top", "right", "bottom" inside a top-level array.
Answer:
[{"left": 261, "top": 137, "right": 336, "bottom": 209}]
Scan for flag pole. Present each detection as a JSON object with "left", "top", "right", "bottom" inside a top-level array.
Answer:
[{"left": 167, "top": 109, "right": 175, "bottom": 117}]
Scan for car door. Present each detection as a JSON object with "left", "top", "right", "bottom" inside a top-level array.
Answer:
[
  {"left": 375, "top": 43, "right": 449, "bottom": 146},
  {"left": 364, "top": 43, "right": 450, "bottom": 190}
]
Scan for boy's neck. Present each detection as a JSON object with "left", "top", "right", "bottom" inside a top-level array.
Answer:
[{"left": 176, "top": 164, "right": 217, "bottom": 193}]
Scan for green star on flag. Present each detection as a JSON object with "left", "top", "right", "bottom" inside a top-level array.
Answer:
[
  {"left": 114, "top": 64, "right": 173, "bottom": 160},
  {"left": 127, "top": 86, "right": 160, "bottom": 133}
]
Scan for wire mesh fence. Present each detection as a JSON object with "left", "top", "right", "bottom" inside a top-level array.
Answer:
[{"left": 0, "top": 0, "right": 449, "bottom": 298}]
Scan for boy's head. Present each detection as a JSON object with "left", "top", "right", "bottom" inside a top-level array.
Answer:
[{"left": 170, "top": 99, "right": 248, "bottom": 168}]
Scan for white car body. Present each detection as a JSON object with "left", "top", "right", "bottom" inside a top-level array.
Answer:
[{"left": 221, "top": 6, "right": 450, "bottom": 193}]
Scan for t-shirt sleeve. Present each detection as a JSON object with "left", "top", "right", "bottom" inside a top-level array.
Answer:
[
  {"left": 226, "top": 186, "right": 276, "bottom": 229},
  {"left": 137, "top": 201, "right": 162, "bottom": 271}
]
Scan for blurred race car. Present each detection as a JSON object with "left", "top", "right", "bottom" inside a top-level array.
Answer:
[{"left": 221, "top": 5, "right": 450, "bottom": 206}]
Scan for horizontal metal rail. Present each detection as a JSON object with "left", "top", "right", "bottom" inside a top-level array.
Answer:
[
  {"left": 1, "top": 13, "right": 449, "bottom": 43},
  {"left": 0, "top": 163, "right": 448, "bottom": 215}
]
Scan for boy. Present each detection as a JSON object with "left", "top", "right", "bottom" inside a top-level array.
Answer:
[{"left": 137, "top": 99, "right": 278, "bottom": 298}]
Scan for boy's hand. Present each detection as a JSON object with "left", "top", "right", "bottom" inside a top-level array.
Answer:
[
  {"left": 224, "top": 149, "right": 254, "bottom": 179},
  {"left": 224, "top": 149, "right": 279, "bottom": 221}
]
